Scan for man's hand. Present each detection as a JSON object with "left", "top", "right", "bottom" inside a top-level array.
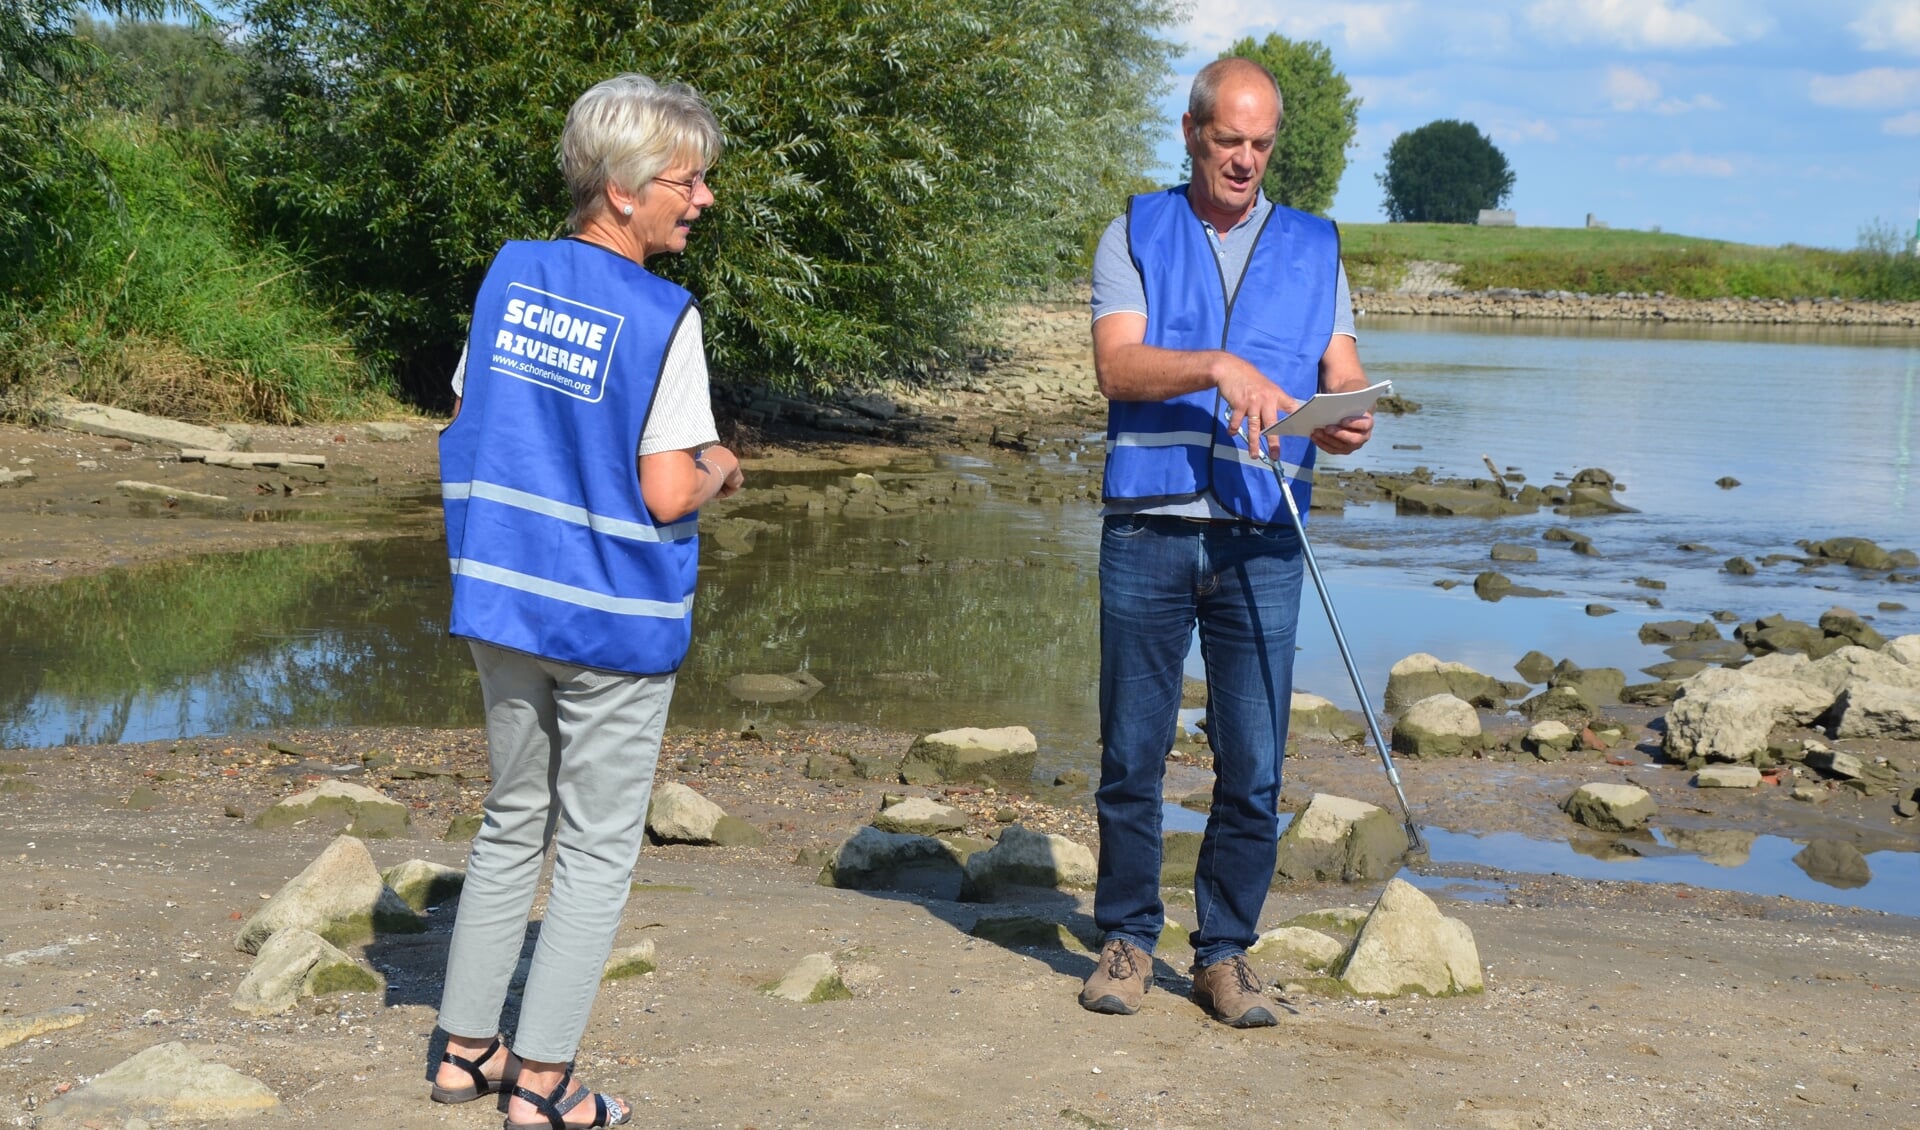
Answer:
[
  {"left": 1093, "top": 313, "right": 1298, "bottom": 459},
  {"left": 1312, "top": 335, "right": 1373, "bottom": 457},
  {"left": 1215, "top": 354, "right": 1300, "bottom": 461},
  {"left": 1310, "top": 413, "right": 1373, "bottom": 455}
]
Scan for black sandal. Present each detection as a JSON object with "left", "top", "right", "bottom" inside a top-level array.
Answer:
[
  {"left": 429, "top": 1036, "right": 518, "bottom": 1104},
  {"left": 504, "top": 1065, "right": 630, "bottom": 1129}
]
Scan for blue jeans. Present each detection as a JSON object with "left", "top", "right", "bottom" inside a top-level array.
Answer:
[{"left": 1095, "top": 514, "right": 1304, "bottom": 968}]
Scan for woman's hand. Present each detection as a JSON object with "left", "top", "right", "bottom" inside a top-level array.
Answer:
[{"left": 701, "top": 445, "right": 745, "bottom": 500}]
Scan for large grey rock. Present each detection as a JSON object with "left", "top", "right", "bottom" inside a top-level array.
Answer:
[
  {"left": 1830, "top": 681, "right": 1920, "bottom": 740},
  {"left": 648, "top": 782, "right": 726, "bottom": 842},
  {"left": 1804, "top": 746, "right": 1865, "bottom": 779},
  {"left": 1550, "top": 665, "right": 1625, "bottom": 705},
  {"left": 1694, "top": 766, "right": 1763, "bottom": 789},
  {"left": 1799, "top": 647, "right": 1920, "bottom": 695},
  {"left": 1516, "top": 685, "right": 1598, "bottom": 726},
  {"left": 1489, "top": 542, "right": 1537, "bottom": 563},
  {"left": 1638, "top": 619, "right": 1721, "bottom": 645},
  {"left": 900, "top": 726, "right": 1037, "bottom": 785},
  {"left": 0, "top": 1005, "right": 85, "bottom": 1050},
  {"left": 233, "top": 835, "right": 423, "bottom": 954},
  {"left": 1664, "top": 668, "right": 1836, "bottom": 762},
  {"left": 1337, "top": 878, "right": 1483, "bottom": 997},
  {"left": 255, "top": 780, "right": 409, "bottom": 838},
  {"left": 1561, "top": 782, "right": 1655, "bottom": 831},
  {"left": 1384, "top": 654, "right": 1505, "bottom": 713},
  {"left": 1818, "top": 607, "right": 1886, "bottom": 650},
  {"left": 1290, "top": 692, "right": 1366, "bottom": 742},
  {"left": 1513, "top": 650, "right": 1555, "bottom": 684},
  {"left": 380, "top": 859, "right": 465, "bottom": 911},
  {"left": 961, "top": 824, "right": 1096, "bottom": 899},
  {"left": 764, "top": 953, "right": 851, "bottom": 1002},
  {"left": 38, "top": 1042, "right": 277, "bottom": 1124},
  {"left": 1793, "top": 840, "right": 1872, "bottom": 889},
  {"left": 360, "top": 422, "right": 413, "bottom": 442},
  {"left": 1885, "top": 634, "right": 1920, "bottom": 666},
  {"left": 48, "top": 398, "right": 235, "bottom": 451},
  {"left": 872, "top": 796, "right": 968, "bottom": 835},
  {"left": 1274, "top": 793, "right": 1407, "bottom": 883},
  {"left": 603, "top": 940, "right": 658, "bottom": 980},
  {"left": 1523, "top": 721, "right": 1576, "bottom": 758},
  {"left": 232, "top": 928, "right": 380, "bottom": 1015},
  {"left": 1249, "top": 926, "right": 1346, "bottom": 971},
  {"left": 818, "top": 826, "right": 964, "bottom": 895},
  {"left": 1394, "top": 485, "right": 1522, "bottom": 518},
  {"left": 1390, "top": 694, "right": 1482, "bottom": 758}
]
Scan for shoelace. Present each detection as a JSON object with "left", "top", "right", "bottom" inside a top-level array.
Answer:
[
  {"left": 1229, "top": 955, "right": 1262, "bottom": 994},
  {"left": 1104, "top": 941, "right": 1139, "bottom": 979}
]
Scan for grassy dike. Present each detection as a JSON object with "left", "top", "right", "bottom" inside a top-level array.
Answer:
[
  {"left": 1340, "top": 221, "right": 1920, "bottom": 301},
  {"left": 1, "top": 116, "right": 394, "bottom": 424}
]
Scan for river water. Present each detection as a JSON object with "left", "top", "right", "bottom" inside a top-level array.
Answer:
[{"left": 3, "top": 316, "right": 1916, "bottom": 909}]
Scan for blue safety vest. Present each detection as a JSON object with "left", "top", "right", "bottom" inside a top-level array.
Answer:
[
  {"left": 440, "top": 239, "right": 700, "bottom": 676},
  {"left": 1103, "top": 187, "right": 1338, "bottom": 522}
]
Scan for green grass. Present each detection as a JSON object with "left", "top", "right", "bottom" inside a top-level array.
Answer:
[
  {"left": 2, "top": 115, "right": 395, "bottom": 423},
  {"left": 1339, "top": 222, "right": 1920, "bottom": 301}
]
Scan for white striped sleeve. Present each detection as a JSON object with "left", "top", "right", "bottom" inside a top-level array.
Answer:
[{"left": 638, "top": 307, "right": 720, "bottom": 456}]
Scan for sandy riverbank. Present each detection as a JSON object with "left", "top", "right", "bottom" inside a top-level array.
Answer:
[{"left": 2, "top": 724, "right": 1917, "bottom": 1128}]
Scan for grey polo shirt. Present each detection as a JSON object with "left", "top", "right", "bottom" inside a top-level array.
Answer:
[{"left": 1091, "top": 191, "right": 1356, "bottom": 520}]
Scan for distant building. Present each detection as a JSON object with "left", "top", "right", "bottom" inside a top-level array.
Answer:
[
  {"left": 1476, "top": 209, "right": 1516, "bottom": 227},
  {"left": 1585, "top": 213, "right": 1609, "bottom": 231}
]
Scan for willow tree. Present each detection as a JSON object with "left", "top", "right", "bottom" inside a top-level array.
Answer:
[
  {"left": 239, "top": 0, "right": 1181, "bottom": 402},
  {"left": 1220, "top": 34, "right": 1359, "bottom": 216}
]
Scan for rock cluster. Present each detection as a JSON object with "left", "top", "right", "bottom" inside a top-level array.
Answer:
[{"left": 1665, "top": 634, "right": 1920, "bottom": 765}]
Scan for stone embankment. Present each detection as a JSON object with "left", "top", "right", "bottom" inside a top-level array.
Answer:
[{"left": 1358, "top": 288, "right": 1920, "bottom": 326}]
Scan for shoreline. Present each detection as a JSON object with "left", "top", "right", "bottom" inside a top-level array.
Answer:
[
  {"left": 2, "top": 724, "right": 1917, "bottom": 1127},
  {"left": 1356, "top": 289, "right": 1920, "bottom": 326}
]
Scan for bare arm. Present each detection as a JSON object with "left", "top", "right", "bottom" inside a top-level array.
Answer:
[
  {"left": 639, "top": 444, "right": 743, "bottom": 524},
  {"left": 1092, "top": 312, "right": 1302, "bottom": 457},
  {"left": 1308, "top": 334, "right": 1373, "bottom": 455}
]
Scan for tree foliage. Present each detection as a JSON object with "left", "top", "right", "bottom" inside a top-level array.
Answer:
[
  {"left": 1377, "top": 119, "right": 1513, "bottom": 224},
  {"left": 80, "top": 15, "right": 259, "bottom": 130},
  {"left": 238, "top": 0, "right": 1180, "bottom": 403},
  {"left": 0, "top": 1, "right": 207, "bottom": 264},
  {"left": 1220, "top": 34, "right": 1357, "bottom": 216}
]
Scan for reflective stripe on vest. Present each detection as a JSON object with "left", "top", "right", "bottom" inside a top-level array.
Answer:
[
  {"left": 439, "top": 239, "right": 699, "bottom": 675},
  {"left": 1102, "top": 188, "right": 1338, "bottom": 522}
]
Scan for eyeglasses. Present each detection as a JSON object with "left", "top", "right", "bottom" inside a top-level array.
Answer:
[{"left": 651, "top": 171, "right": 706, "bottom": 195}]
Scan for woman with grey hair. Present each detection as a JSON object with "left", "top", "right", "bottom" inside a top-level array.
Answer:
[{"left": 427, "top": 74, "right": 743, "bottom": 1130}]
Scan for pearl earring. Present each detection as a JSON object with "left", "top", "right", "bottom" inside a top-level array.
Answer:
[{"left": 621, "top": 204, "right": 633, "bottom": 216}]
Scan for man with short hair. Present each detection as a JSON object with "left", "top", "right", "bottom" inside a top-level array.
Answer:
[{"left": 1079, "top": 56, "right": 1373, "bottom": 1027}]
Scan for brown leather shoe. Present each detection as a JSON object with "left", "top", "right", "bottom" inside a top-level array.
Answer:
[
  {"left": 1079, "top": 939, "right": 1152, "bottom": 1015},
  {"left": 1190, "top": 954, "right": 1278, "bottom": 1027}
]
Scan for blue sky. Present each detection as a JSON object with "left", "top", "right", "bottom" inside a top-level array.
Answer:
[{"left": 1156, "top": 0, "right": 1920, "bottom": 249}]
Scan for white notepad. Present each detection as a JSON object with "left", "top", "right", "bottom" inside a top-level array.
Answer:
[{"left": 1260, "top": 380, "right": 1394, "bottom": 438}]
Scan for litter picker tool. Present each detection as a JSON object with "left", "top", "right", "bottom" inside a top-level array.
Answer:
[{"left": 1254, "top": 393, "right": 1426, "bottom": 861}]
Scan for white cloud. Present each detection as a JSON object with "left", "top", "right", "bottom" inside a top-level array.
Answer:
[
  {"left": 1652, "top": 150, "right": 1739, "bottom": 176},
  {"left": 1603, "top": 66, "right": 1721, "bottom": 113},
  {"left": 1605, "top": 66, "right": 1663, "bottom": 109},
  {"left": 1885, "top": 110, "right": 1920, "bottom": 135},
  {"left": 1488, "top": 118, "right": 1561, "bottom": 144},
  {"left": 1180, "top": 1, "right": 1417, "bottom": 58},
  {"left": 1808, "top": 68, "right": 1920, "bottom": 109},
  {"left": 1526, "top": 0, "right": 1767, "bottom": 51},
  {"left": 1851, "top": 0, "right": 1920, "bottom": 55}
]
